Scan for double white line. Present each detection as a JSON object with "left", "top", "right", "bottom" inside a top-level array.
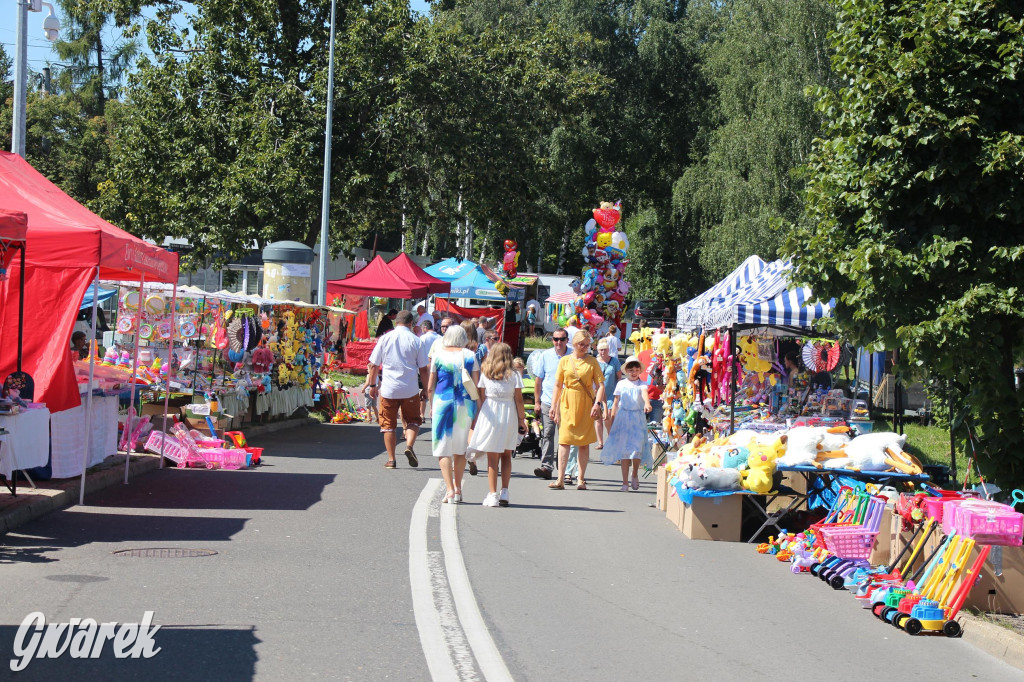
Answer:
[{"left": 409, "top": 479, "right": 513, "bottom": 681}]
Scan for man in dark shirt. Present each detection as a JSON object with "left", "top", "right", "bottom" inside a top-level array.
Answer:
[{"left": 375, "top": 309, "right": 397, "bottom": 337}]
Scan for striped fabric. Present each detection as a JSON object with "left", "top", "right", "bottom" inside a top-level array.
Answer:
[
  {"left": 675, "top": 255, "right": 769, "bottom": 328},
  {"left": 700, "top": 259, "right": 834, "bottom": 329}
]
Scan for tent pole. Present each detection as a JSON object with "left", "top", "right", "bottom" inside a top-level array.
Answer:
[
  {"left": 729, "top": 328, "right": 737, "bottom": 435},
  {"left": 158, "top": 283, "right": 178, "bottom": 469},
  {"left": 192, "top": 295, "right": 207, "bottom": 392},
  {"left": 78, "top": 265, "right": 101, "bottom": 505},
  {"left": 124, "top": 273, "right": 146, "bottom": 484},
  {"left": 868, "top": 350, "right": 874, "bottom": 417},
  {"left": 17, "top": 245, "right": 25, "bottom": 371}
]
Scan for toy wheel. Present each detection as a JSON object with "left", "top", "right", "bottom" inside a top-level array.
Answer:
[
  {"left": 872, "top": 603, "right": 886, "bottom": 618},
  {"left": 829, "top": 575, "right": 846, "bottom": 590},
  {"left": 881, "top": 607, "right": 896, "bottom": 622},
  {"left": 943, "top": 620, "right": 962, "bottom": 638},
  {"left": 206, "top": 463, "right": 215, "bottom": 470},
  {"left": 809, "top": 563, "right": 821, "bottom": 576},
  {"left": 904, "top": 618, "right": 923, "bottom": 636},
  {"left": 894, "top": 613, "right": 910, "bottom": 630}
]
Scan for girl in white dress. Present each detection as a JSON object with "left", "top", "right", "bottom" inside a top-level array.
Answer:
[
  {"left": 602, "top": 356, "right": 653, "bottom": 490},
  {"left": 467, "top": 343, "right": 526, "bottom": 507}
]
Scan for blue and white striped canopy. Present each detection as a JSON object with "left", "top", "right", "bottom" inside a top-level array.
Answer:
[
  {"left": 675, "top": 255, "right": 769, "bottom": 328},
  {"left": 679, "top": 257, "right": 834, "bottom": 330}
]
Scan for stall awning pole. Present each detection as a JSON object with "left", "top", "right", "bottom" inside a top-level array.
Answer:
[
  {"left": 78, "top": 265, "right": 101, "bottom": 505},
  {"left": 17, "top": 245, "right": 25, "bottom": 371},
  {"left": 124, "top": 273, "right": 146, "bottom": 484},
  {"left": 729, "top": 328, "right": 737, "bottom": 435},
  {"left": 158, "top": 283, "right": 179, "bottom": 469}
]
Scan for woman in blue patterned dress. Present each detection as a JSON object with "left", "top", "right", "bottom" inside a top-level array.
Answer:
[{"left": 427, "top": 324, "right": 479, "bottom": 503}]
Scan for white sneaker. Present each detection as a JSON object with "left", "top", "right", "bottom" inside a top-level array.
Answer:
[
  {"left": 482, "top": 492, "right": 500, "bottom": 507},
  {"left": 498, "top": 488, "right": 509, "bottom": 507}
]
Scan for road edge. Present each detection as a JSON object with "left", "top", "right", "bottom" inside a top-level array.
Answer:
[{"left": 959, "top": 613, "right": 1024, "bottom": 672}]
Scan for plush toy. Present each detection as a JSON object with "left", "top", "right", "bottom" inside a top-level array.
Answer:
[
  {"left": 677, "top": 463, "right": 742, "bottom": 491},
  {"left": 777, "top": 426, "right": 823, "bottom": 466},
  {"left": 721, "top": 446, "right": 749, "bottom": 470},
  {"left": 741, "top": 441, "right": 783, "bottom": 493}
]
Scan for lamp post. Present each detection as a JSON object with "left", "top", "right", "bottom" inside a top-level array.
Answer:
[
  {"left": 317, "top": 0, "right": 337, "bottom": 306},
  {"left": 11, "top": 0, "right": 60, "bottom": 157}
]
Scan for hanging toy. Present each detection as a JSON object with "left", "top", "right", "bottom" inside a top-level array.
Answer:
[{"left": 502, "top": 239, "right": 520, "bottom": 279}]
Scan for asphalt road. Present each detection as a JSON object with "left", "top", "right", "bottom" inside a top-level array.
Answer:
[{"left": 0, "top": 422, "right": 1020, "bottom": 681}]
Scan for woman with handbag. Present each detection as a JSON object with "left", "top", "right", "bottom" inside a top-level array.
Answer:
[
  {"left": 427, "top": 324, "right": 480, "bottom": 503},
  {"left": 548, "top": 330, "right": 606, "bottom": 490}
]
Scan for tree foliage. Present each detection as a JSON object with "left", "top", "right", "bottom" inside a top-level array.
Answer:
[
  {"left": 673, "top": 0, "right": 836, "bottom": 292},
  {"left": 786, "top": 0, "right": 1024, "bottom": 487}
]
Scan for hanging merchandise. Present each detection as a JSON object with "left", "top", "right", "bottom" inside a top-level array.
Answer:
[
  {"left": 502, "top": 239, "right": 520, "bottom": 279},
  {"left": 803, "top": 340, "right": 842, "bottom": 373},
  {"left": 576, "top": 201, "right": 630, "bottom": 334}
]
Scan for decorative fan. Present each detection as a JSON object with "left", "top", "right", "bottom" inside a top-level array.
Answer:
[{"left": 801, "top": 340, "right": 841, "bottom": 372}]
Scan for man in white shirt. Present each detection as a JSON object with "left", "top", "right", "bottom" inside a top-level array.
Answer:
[
  {"left": 419, "top": 320, "right": 441, "bottom": 358},
  {"left": 605, "top": 325, "right": 622, "bottom": 357},
  {"left": 416, "top": 304, "right": 433, "bottom": 331},
  {"left": 363, "top": 310, "right": 431, "bottom": 469},
  {"left": 563, "top": 318, "right": 581, "bottom": 344}
]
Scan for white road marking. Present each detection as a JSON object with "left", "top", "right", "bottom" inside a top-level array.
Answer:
[
  {"left": 440, "top": 502, "right": 515, "bottom": 682},
  {"left": 409, "top": 479, "right": 460, "bottom": 680}
]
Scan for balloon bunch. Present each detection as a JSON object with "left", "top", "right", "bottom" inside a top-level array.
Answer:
[
  {"left": 572, "top": 201, "right": 630, "bottom": 333},
  {"left": 502, "top": 239, "right": 520, "bottom": 279}
]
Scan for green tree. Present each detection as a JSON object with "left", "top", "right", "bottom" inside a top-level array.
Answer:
[
  {"left": 786, "top": 0, "right": 1024, "bottom": 487},
  {"left": 673, "top": 0, "right": 836, "bottom": 291}
]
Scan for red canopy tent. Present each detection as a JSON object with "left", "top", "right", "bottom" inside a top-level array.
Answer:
[
  {"left": 326, "top": 254, "right": 430, "bottom": 300},
  {"left": 0, "top": 151, "right": 179, "bottom": 413},
  {"left": 0, "top": 209, "right": 28, "bottom": 264},
  {"left": 386, "top": 252, "right": 451, "bottom": 295}
]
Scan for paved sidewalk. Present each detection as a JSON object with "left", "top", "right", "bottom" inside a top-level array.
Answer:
[{"left": 0, "top": 417, "right": 318, "bottom": 535}]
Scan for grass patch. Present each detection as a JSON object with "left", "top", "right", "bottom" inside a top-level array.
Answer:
[
  {"left": 524, "top": 336, "right": 549, "bottom": 350},
  {"left": 870, "top": 414, "right": 978, "bottom": 486},
  {"left": 324, "top": 372, "right": 367, "bottom": 388}
]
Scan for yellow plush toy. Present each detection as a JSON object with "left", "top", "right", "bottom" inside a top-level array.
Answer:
[
  {"left": 737, "top": 335, "right": 773, "bottom": 379},
  {"left": 741, "top": 437, "right": 786, "bottom": 493}
]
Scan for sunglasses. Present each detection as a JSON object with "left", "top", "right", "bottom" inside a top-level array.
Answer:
[{"left": 552, "top": 337, "right": 568, "bottom": 342}]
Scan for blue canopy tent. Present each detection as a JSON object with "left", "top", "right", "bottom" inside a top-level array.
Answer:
[
  {"left": 78, "top": 283, "right": 117, "bottom": 309},
  {"left": 423, "top": 258, "right": 524, "bottom": 302}
]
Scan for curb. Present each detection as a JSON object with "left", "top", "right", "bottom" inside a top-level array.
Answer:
[
  {"left": 960, "top": 613, "right": 1024, "bottom": 672},
  {"left": 0, "top": 416, "right": 318, "bottom": 536}
]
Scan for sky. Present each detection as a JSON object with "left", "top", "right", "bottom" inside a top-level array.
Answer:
[{"left": 7, "top": 2, "right": 433, "bottom": 75}]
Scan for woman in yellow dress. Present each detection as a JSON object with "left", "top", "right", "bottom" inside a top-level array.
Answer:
[{"left": 548, "top": 330, "right": 606, "bottom": 490}]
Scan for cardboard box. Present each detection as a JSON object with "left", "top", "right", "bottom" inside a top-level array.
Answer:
[
  {"left": 656, "top": 465, "right": 668, "bottom": 511},
  {"left": 665, "top": 489, "right": 685, "bottom": 531},
  {"left": 768, "top": 469, "right": 809, "bottom": 513},
  {"left": 964, "top": 545, "right": 1024, "bottom": 615},
  {"left": 868, "top": 504, "right": 893, "bottom": 566},
  {"left": 682, "top": 495, "right": 742, "bottom": 542}
]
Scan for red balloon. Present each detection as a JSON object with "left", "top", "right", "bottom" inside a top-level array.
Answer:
[{"left": 593, "top": 208, "right": 620, "bottom": 229}]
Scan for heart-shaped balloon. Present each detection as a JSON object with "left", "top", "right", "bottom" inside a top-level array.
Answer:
[{"left": 593, "top": 207, "right": 620, "bottom": 229}]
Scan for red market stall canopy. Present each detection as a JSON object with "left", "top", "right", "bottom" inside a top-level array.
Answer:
[
  {"left": 387, "top": 252, "right": 451, "bottom": 295},
  {"left": 0, "top": 208, "right": 28, "bottom": 271},
  {"left": 326, "top": 254, "right": 430, "bottom": 300},
  {"left": 0, "top": 151, "right": 180, "bottom": 413}
]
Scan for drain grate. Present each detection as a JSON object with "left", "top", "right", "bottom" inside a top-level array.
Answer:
[{"left": 112, "top": 548, "right": 218, "bottom": 559}]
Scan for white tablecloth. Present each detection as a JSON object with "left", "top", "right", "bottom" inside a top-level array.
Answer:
[
  {"left": 50, "top": 396, "right": 119, "bottom": 478},
  {"left": 0, "top": 408, "right": 51, "bottom": 478}
]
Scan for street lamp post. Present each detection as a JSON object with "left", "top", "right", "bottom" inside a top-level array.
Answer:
[
  {"left": 11, "top": 0, "right": 60, "bottom": 157},
  {"left": 317, "top": 0, "right": 337, "bottom": 306}
]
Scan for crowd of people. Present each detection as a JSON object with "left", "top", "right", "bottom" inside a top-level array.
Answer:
[{"left": 360, "top": 306, "right": 653, "bottom": 507}]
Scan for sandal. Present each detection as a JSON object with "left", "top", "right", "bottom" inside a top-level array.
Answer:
[
  {"left": 577, "top": 480, "right": 588, "bottom": 490},
  {"left": 384, "top": 460, "right": 397, "bottom": 469},
  {"left": 442, "top": 492, "right": 456, "bottom": 504},
  {"left": 547, "top": 481, "right": 565, "bottom": 490}
]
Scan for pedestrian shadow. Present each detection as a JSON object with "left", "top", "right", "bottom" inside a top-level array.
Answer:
[
  {"left": 0, "top": 512, "right": 249, "bottom": 562},
  {"left": 504, "top": 504, "right": 624, "bottom": 513},
  {"left": 249, "top": 423, "right": 388, "bottom": 461},
  {"left": 87, "top": 470, "right": 335, "bottom": 511},
  {"left": 0, "top": 624, "right": 259, "bottom": 681}
]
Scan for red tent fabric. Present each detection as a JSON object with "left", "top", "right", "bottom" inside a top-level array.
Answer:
[
  {"left": 386, "top": 253, "right": 451, "bottom": 294},
  {"left": 434, "top": 298, "right": 504, "bottom": 339},
  {"left": 0, "top": 152, "right": 179, "bottom": 413},
  {"left": 0, "top": 209, "right": 28, "bottom": 271},
  {"left": 326, "top": 255, "right": 430, "bottom": 300}
]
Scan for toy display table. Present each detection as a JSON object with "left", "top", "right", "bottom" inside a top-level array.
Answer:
[{"left": 0, "top": 407, "right": 51, "bottom": 495}]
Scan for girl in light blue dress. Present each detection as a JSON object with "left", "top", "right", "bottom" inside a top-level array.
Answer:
[{"left": 602, "top": 356, "right": 653, "bottom": 490}]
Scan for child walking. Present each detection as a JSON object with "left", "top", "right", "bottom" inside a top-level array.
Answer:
[
  {"left": 468, "top": 343, "right": 527, "bottom": 507},
  {"left": 602, "top": 355, "right": 653, "bottom": 490}
]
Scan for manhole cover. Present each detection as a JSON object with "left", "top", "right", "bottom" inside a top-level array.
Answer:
[{"left": 112, "top": 548, "right": 218, "bottom": 559}]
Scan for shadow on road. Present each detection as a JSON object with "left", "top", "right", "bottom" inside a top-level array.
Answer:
[
  {"left": 89, "top": 470, "right": 336, "bottom": 511},
  {"left": 0, "top": 512, "right": 249, "bottom": 563},
  {"left": 0, "top": 624, "right": 259, "bottom": 681},
  {"left": 249, "top": 422, "right": 385, "bottom": 462}
]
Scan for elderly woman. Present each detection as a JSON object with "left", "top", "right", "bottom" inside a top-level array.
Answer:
[
  {"left": 428, "top": 324, "right": 480, "bottom": 503},
  {"left": 594, "top": 338, "right": 622, "bottom": 449},
  {"left": 548, "top": 330, "right": 606, "bottom": 490}
]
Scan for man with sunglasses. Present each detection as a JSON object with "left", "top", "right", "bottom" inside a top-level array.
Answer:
[{"left": 532, "top": 328, "right": 571, "bottom": 479}]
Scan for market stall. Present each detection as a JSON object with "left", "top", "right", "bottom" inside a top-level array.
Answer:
[
  {"left": 0, "top": 152, "right": 180, "bottom": 501},
  {"left": 423, "top": 257, "right": 524, "bottom": 348}
]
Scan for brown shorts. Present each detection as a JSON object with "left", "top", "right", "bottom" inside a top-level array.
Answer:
[{"left": 379, "top": 395, "right": 422, "bottom": 432}]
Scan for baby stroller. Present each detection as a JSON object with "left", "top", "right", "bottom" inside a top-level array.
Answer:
[{"left": 514, "top": 406, "right": 542, "bottom": 458}]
